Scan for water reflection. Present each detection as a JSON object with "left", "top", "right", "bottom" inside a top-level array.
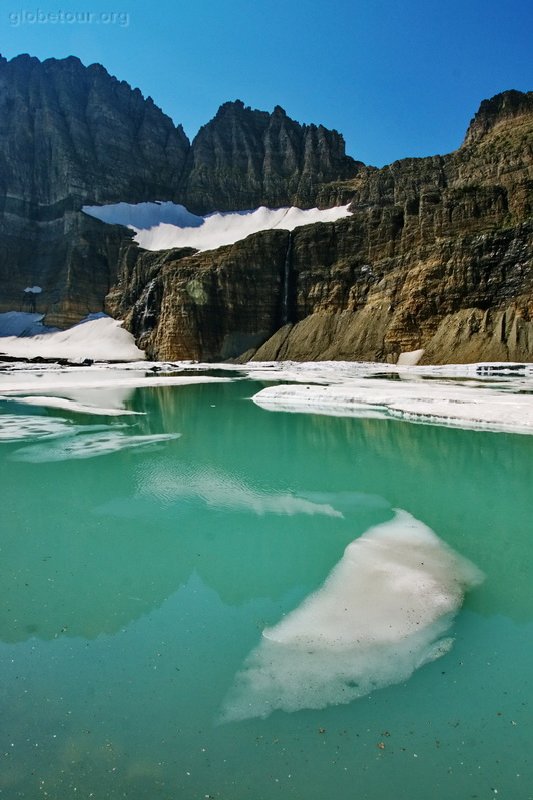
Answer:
[{"left": 1, "top": 379, "right": 532, "bottom": 647}]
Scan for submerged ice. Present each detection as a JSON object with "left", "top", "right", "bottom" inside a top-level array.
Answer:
[
  {"left": 11, "top": 431, "right": 180, "bottom": 462},
  {"left": 221, "top": 510, "right": 483, "bottom": 721},
  {"left": 0, "top": 413, "right": 76, "bottom": 441}
]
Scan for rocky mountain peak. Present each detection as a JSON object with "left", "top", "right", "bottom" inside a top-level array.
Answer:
[
  {"left": 181, "top": 100, "right": 362, "bottom": 213},
  {"left": 463, "top": 89, "right": 533, "bottom": 146},
  {"left": 0, "top": 52, "right": 191, "bottom": 208}
]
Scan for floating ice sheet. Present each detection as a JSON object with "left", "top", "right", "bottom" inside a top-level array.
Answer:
[
  {"left": 2, "top": 359, "right": 533, "bottom": 435},
  {"left": 0, "top": 366, "right": 233, "bottom": 396},
  {"left": 221, "top": 510, "right": 483, "bottom": 721},
  {"left": 252, "top": 378, "right": 533, "bottom": 434},
  {"left": 5, "top": 394, "right": 143, "bottom": 416}
]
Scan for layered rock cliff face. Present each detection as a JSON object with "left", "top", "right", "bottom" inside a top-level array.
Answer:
[
  {"left": 0, "top": 53, "right": 190, "bottom": 324},
  {"left": 179, "top": 100, "right": 361, "bottom": 213},
  {"left": 0, "top": 54, "right": 358, "bottom": 325},
  {"left": 110, "top": 90, "right": 533, "bottom": 363},
  {"left": 107, "top": 231, "right": 290, "bottom": 360},
  {"left": 1, "top": 52, "right": 531, "bottom": 363}
]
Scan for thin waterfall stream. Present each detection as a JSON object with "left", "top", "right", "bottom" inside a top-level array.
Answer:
[{"left": 281, "top": 231, "right": 292, "bottom": 325}]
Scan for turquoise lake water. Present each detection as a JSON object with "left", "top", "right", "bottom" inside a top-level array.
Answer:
[{"left": 1, "top": 377, "right": 533, "bottom": 799}]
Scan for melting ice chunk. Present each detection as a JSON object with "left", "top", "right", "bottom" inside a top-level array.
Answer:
[{"left": 221, "top": 510, "right": 483, "bottom": 721}]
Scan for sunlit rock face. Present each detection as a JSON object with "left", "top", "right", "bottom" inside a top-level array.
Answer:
[
  {"left": 106, "top": 228, "right": 292, "bottom": 360},
  {"left": 221, "top": 510, "right": 483, "bottom": 722},
  {"left": 108, "top": 91, "right": 533, "bottom": 364}
]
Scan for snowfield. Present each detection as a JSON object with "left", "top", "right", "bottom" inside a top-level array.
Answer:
[{"left": 82, "top": 201, "right": 353, "bottom": 252}]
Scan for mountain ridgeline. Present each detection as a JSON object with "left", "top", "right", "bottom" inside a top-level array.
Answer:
[
  {"left": 0, "top": 53, "right": 359, "bottom": 326},
  {"left": 0, "top": 53, "right": 532, "bottom": 362}
]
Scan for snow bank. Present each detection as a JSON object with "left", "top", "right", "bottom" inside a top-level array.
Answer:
[
  {"left": 221, "top": 510, "right": 483, "bottom": 721},
  {"left": 83, "top": 201, "right": 352, "bottom": 253},
  {"left": 0, "top": 316, "right": 145, "bottom": 362}
]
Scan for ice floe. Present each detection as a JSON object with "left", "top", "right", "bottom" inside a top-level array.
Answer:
[
  {"left": 251, "top": 375, "right": 533, "bottom": 434},
  {"left": 5, "top": 394, "right": 143, "bottom": 416},
  {"left": 82, "top": 201, "right": 352, "bottom": 253},
  {"left": 221, "top": 510, "right": 483, "bottom": 721}
]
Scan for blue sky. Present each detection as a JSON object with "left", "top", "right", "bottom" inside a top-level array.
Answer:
[{"left": 1, "top": 0, "right": 532, "bottom": 166}]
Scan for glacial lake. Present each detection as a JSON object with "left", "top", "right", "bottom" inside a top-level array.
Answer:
[{"left": 1, "top": 375, "right": 533, "bottom": 799}]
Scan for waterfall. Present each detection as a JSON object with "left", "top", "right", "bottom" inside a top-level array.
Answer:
[
  {"left": 281, "top": 231, "right": 292, "bottom": 325},
  {"left": 138, "top": 278, "right": 158, "bottom": 335}
]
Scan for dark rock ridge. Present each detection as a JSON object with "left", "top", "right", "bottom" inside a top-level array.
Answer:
[
  {"left": 0, "top": 53, "right": 189, "bottom": 324},
  {"left": 0, "top": 51, "right": 531, "bottom": 363},
  {"left": 0, "top": 53, "right": 359, "bottom": 324},
  {"left": 0, "top": 53, "right": 189, "bottom": 207},
  {"left": 110, "top": 90, "right": 533, "bottom": 364},
  {"left": 180, "top": 100, "right": 361, "bottom": 213}
]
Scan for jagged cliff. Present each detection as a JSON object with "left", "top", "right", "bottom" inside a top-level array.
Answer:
[
  {"left": 180, "top": 100, "right": 361, "bottom": 213},
  {"left": 0, "top": 53, "right": 190, "bottom": 324},
  {"left": 110, "top": 90, "right": 533, "bottom": 364},
  {"left": 0, "top": 52, "right": 531, "bottom": 363},
  {"left": 0, "top": 54, "right": 358, "bottom": 326}
]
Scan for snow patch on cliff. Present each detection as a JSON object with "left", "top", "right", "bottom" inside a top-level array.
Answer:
[{"left": 82, "top": 201, "right": 352, "bottom": 252}]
